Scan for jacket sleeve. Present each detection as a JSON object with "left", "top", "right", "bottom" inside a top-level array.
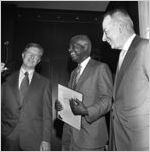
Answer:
[
  {"left": 42, "top": 80, "right": 52, "bottom": 143},
  {"left": 143, "top": 40, "right": 150, "bottom": 85},
  {"left": 85, "top": 64, "right": 113, "bottom": 123}
]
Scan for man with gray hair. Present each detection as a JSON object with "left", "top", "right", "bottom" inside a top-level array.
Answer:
[
  {"left": 55, "top": 35, "right": 113, "bottom": 150},
  {"left": 102, "top": 9, "right": 150, "bottom": 150}
]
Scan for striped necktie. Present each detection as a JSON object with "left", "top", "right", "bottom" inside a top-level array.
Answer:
[
  {"left": 72, "top": 65, "right": 81, "bottom": 89},
  {"left": 20, "top": 72, "right": 29, "bottom": 104}
]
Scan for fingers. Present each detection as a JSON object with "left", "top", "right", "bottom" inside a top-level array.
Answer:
[
  {"left": 1, "top": 62, "right": 7, "bottom": 72},
  {"left": 69, "top": 98, "right": 81, "bottom": 106},
  {"left": 55, "top": 100, "right": 63, "bottom": 111},
  {"left": 69, "top": 99, "right": 76, "bottom": 112},
  {"left": 74, "top": 99, "right": 80, "bottom": 105},
  {"left": 40, "top": 141, "right": 50, "bottom": 151},
  {"left": 69, "top": 98, "right": 76, "bottom": 107},
  {"left": 69, "top": 98, "right": 80, "bottom": 115}
]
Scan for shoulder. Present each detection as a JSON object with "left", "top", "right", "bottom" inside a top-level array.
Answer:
[
  {"left": 139, "top": 37, "right": 149, "bottom": 46},
  {"left": 2, "top": 71, "right": 19, "bottom": 88},
  {"left": 5, "top": 71, "right": 19, "bottom": 82},
  {"left": 34, "top": 72, "right": 50, "bottom": 84},
  {"left": 90, "top": 59, "right": 110, "bottom": 70},
  {"left": 133, "top": 36, "right": 149, "bottom": 58},
  {"left": 134, "top": 36, "right": 149, "bottom": 48}
]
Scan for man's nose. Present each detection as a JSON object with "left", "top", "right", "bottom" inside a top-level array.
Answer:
[
  {"left": 102, "top": 33, "right": 106, "bottom": 42},
  {"left": 30, "top": 55, "right": 34, "bottom": 59}
]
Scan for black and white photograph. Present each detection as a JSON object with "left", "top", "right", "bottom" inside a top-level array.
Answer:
[{"left": 1, "top": 1, "right": 149, "bottom": 151}]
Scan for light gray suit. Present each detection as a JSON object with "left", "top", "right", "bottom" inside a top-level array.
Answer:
[
  {"left": 62, "top": 59, "right": 113, "bottom": 150},
  {"left": 110, "top": 36, "right": 150, "bottom": 150}
]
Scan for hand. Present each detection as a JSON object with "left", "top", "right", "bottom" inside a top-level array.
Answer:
[
  {"left": 55, "top": 99, "right": 63, "bottom": 111},
  {"left": 69, "top": 98, "right": 88, "bottom": 116},
  {"left": 1, "top": 62, "right": 8, "bottom": 73},
  {"left": 40, "top": 141, "right": 50, "bottom": 151}
]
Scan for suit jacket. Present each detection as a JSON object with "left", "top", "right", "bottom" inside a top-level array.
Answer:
[
  {"left": 62, "top": 59, "right": 113, "bottom": 150},
  {"left": 110, "top": 36, "right": 150, "bottom": 150},
  {"left": 1, "top": 71, "right": 52, "bottom": 150}
]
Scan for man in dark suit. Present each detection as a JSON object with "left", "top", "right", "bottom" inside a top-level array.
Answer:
[
  {"left": 55, "top": 35, "right": 113, "bottom": 150},
  {"left": 1, "top": 43, "right": 52, "bottom": 151},
  {"left": 102, "top": 9, "right": 149, "bottom": 150}
]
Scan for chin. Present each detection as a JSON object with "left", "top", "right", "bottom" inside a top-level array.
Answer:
[
  {"left": 111, "top": 46, "right": 114, "bottom": 49},
  {"left": 71, "top": 56, "right": 77, "bottom": 61},
  {"left": 26, "top": 64, "right": 35, "bottom": 69},
  {"left": 110, "top": 45, "right": 115, "bottom": 49}
]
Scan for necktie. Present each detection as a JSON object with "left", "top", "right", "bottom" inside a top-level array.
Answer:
[
  {"left": 20, "top": 72, "right": 29, "bottom": 104},
  {"left": 72, "top": 65, "right": 81, "bottom": 89}
]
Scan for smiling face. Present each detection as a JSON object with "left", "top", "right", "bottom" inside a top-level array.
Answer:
[
  {"left": 22, "top": 46, "right": 42, "bottom": 70},
  {"left": 102, "top": 15, "right": 122, "bottom": 50},
  {"left": 68, "top": 39, "right": 90, "bottom": 64}
]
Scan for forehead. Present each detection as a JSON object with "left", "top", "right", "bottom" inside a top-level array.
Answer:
[
  {"left": 71, "top": 39, "right": 87, "bottom": 46},
  {"left": 26, "top": 47, "right": 41, "bottom": 55},
  {"left": 102, "top": 15, "right": 113, "bottom": 29}
]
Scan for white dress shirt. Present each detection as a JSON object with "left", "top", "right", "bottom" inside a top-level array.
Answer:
[
  {"left": 118, "top": 34, "right": 136, "bottom": 70},
  {"left": 79, "top": 56, "right": 91, "bottom": 76},
  {"left": 19, "top": 67, "right": 34, "bottom": 89}
]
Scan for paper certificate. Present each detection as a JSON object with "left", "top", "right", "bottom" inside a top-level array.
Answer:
[{"left": 58, "top": 84, "right": 83, "bottom": 130}]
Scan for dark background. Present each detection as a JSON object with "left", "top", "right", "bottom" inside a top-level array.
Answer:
[{"left": 1, "top": 1, "right": 139, "bottom": 150}]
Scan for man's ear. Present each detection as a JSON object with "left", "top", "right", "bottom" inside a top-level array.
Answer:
[
  {"left": 119, "top": 22, "right": 126, "bottom": 33},
  {"left": 83, "top": 43, "right": 88, "bottom": 50},
  {"left": 22, "top": 53, "right": 25, "bottom": 59}
]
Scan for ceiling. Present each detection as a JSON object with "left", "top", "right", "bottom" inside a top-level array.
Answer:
[{"left": 5, "top": 1, "right": 109, "bottom": 12}]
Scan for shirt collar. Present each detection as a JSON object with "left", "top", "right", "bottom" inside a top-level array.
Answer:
[
  {"left": 80, "top": 56, "right": 91, "bottom": 68},
  {"left": 20, "top": 66, "right": 34, "bottom": 77},
  {"left": 122, "top": 33, "right": 136, "bottom": 51}
]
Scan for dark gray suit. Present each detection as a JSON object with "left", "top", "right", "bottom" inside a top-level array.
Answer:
[{"left": 1, "top": 71, "right": 52, "bottom": 150}]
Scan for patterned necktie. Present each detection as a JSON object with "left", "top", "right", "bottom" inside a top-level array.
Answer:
[
  {"left": 20, "top": 72, "right": 29, "bottom": 104},
  {"left": 72, "top": 65, "right": 81, "bottom": 89}
]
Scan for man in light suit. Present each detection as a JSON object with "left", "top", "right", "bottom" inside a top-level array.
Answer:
[
  {"left": 55, "top": 35, "right": 113, "bottom": 150},
  {"left": 102, "top": 9, "right": 150, "bottom": 151},
  {"left": 1, "top": 43, "right": 52, "bottom": 151}
]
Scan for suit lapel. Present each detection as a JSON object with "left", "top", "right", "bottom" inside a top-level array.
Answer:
[
  {"left": 76, "top": 59, "right": 94, "bottom": 89},
  {"left": 115, "top": 36, "right": 140, "bottom": 96},
  {"left": 69, "top": 70, "right": 77, "bottom": 89},
  {"left": 113, "top": 62, "right": 119, "bottom": 99},
  {"left": 9, "top": 71, "right": 41, "bottom": 107}
]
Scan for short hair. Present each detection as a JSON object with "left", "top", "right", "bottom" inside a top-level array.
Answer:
[
  {"left": 103, "top": 9, "right": 134, "bottom": 32},
  {"left": 23, "top": 42, "right": 44, "bottom": 56},
  {"left": 70, "top": 35, "right": 92, "bottom": 53}
]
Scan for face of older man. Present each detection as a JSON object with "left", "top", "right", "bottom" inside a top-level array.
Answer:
[
  {"left": 102, "top": 15, "right": 122, "bottom": 50},
  {"left": 68, "top": 40, "right": 89, "bottom": 63}
]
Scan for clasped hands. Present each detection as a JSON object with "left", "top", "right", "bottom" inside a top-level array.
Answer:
[{"left": 55, "top": 98, "right": 88, "bottom": 116}]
